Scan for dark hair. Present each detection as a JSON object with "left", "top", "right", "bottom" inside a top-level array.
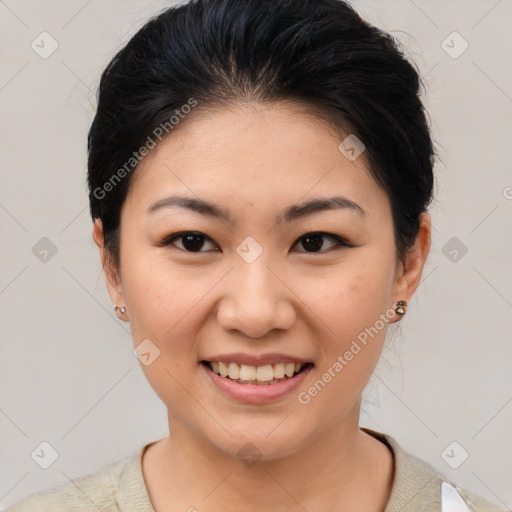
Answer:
[{"left": 87, "top": 0, "right": 435, "bottom": 271}]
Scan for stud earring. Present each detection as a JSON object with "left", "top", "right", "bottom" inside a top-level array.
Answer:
[
  {"left": 394, "top": 300, "right": 407, "bottom": 319},
  {"left": 114, "top": 304, "right": 127, "bottom": 315}
]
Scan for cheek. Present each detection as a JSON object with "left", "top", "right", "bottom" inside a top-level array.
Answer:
[
  {"left": 304, "top": 270, "right": 392, "bottom": 416},
  {"left": 121, "top": 250, "right": 206, "bottom": 341},
  {"left": 122, "top": 256, "right": 209, "bottom": 412},
  {"left": 310, "top": 256, "right": 395, "bottom": 400},
  {"left": 319, "top": 259, "right": 393, "bottom": 334}
]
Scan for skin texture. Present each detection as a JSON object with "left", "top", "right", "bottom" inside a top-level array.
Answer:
[{"left": 93, "top": 101, "right": 431, "bottom": 511}]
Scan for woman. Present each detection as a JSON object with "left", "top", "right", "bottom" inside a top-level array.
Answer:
[{"left": 7, "top": 0, "right": 509, "bottom": 510}]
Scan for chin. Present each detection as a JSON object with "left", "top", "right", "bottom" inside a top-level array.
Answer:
[{"left": 203, "top": 420, "right": 311, "bottom": 464}]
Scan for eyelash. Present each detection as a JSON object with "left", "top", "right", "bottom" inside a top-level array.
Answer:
[{"left": 157, "top": 231, "right": 354, "bottom": 254}]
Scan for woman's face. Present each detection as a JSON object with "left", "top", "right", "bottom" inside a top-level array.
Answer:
[{"left": 96, "top": 101, "right": 429, "bottom": 460}]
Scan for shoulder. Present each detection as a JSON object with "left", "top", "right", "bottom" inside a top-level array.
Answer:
[
  {"left": 5, "top": 456, "right": 133, "bottom": 512},
  {"left": 362, "top": 428, "right": 511, "bottom": 512}
]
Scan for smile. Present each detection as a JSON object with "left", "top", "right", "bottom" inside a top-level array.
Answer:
[{"left": 200, "top": 359, "right": 314, "bottom": 404}]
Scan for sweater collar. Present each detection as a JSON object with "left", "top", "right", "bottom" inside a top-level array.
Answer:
[{"left": 361, "top": 427, "right": 443, "bottom": 511}]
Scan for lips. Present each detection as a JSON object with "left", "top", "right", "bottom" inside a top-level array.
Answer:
[
  {"left": 201, "top": 360, "right": 314, "bottom": 404},
  {"left": 199, "top": 352, "right": 314, "bottom": 402}
]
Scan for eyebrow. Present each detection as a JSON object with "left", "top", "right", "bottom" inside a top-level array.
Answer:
[{"left": 147, "top": 194, "right": 365, "bottom": 224}]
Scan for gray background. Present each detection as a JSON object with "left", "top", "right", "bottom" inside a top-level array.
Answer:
[{"left": 1, "top": 0, "right": 511, "bottom": 509}]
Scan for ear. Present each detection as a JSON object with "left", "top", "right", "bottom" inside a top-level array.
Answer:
[
  {"left": 92, "top": 219, "right": 128, "bottom": 320},
  {"left": 392, "top": 212, "right": 432, "bottom": 305}
]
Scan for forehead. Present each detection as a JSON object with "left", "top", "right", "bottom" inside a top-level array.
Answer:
[{"left": 123, "top": 101, "right": 389, "bottom": 222}]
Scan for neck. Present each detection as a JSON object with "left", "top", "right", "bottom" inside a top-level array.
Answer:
[{"left": 143, "top": 404, "right": 394, "bottom": 511}]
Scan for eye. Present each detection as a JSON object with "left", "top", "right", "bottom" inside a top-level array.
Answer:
[
  {"left": 158, "top": 231, "right": 353, "bottom": 254},
  {"left": 292, "top": 232, "right": 352, "bottom": 253},
  {"left": 159, "top": 231, "right": 218, "bottom": 253}
]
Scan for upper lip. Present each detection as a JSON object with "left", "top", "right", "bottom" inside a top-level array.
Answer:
[{"left": 201, "top": 353, "right": 313, "bottom": 367}]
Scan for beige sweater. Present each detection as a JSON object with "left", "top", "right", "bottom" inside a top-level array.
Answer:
[{"left": 6, "top": 428, "right": 510, "bottom": 511}]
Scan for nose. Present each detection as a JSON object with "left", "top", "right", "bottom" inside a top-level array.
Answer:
[{"left": 216, "top": 256, "right": 296, "bottom": 339}]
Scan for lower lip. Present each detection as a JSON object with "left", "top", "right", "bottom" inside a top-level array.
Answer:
[{"left": 201, "top": 363, "right": 313, "bottom": 404}]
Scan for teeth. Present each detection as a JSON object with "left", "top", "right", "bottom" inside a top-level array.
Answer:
[
  {"left": 239, "top": 364, "right": 256, "bottom": 380},
  {"left": 285, "top": 363, "right": 295, "bottom": 377},
  {"left": 273, "top": 363, "right": 285, "bottom": 378},
  {"left": 207, "top": 361, "right": 306, "bottom": 383},
  {"left": 218, "top": 362, "right": 229, "bottom": 378},
  {"left": 228, "top": 362, "right": 240, "bottom": 379},
  {"left": 256, "top": 365, "right": 274, "bottom": 382}
]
